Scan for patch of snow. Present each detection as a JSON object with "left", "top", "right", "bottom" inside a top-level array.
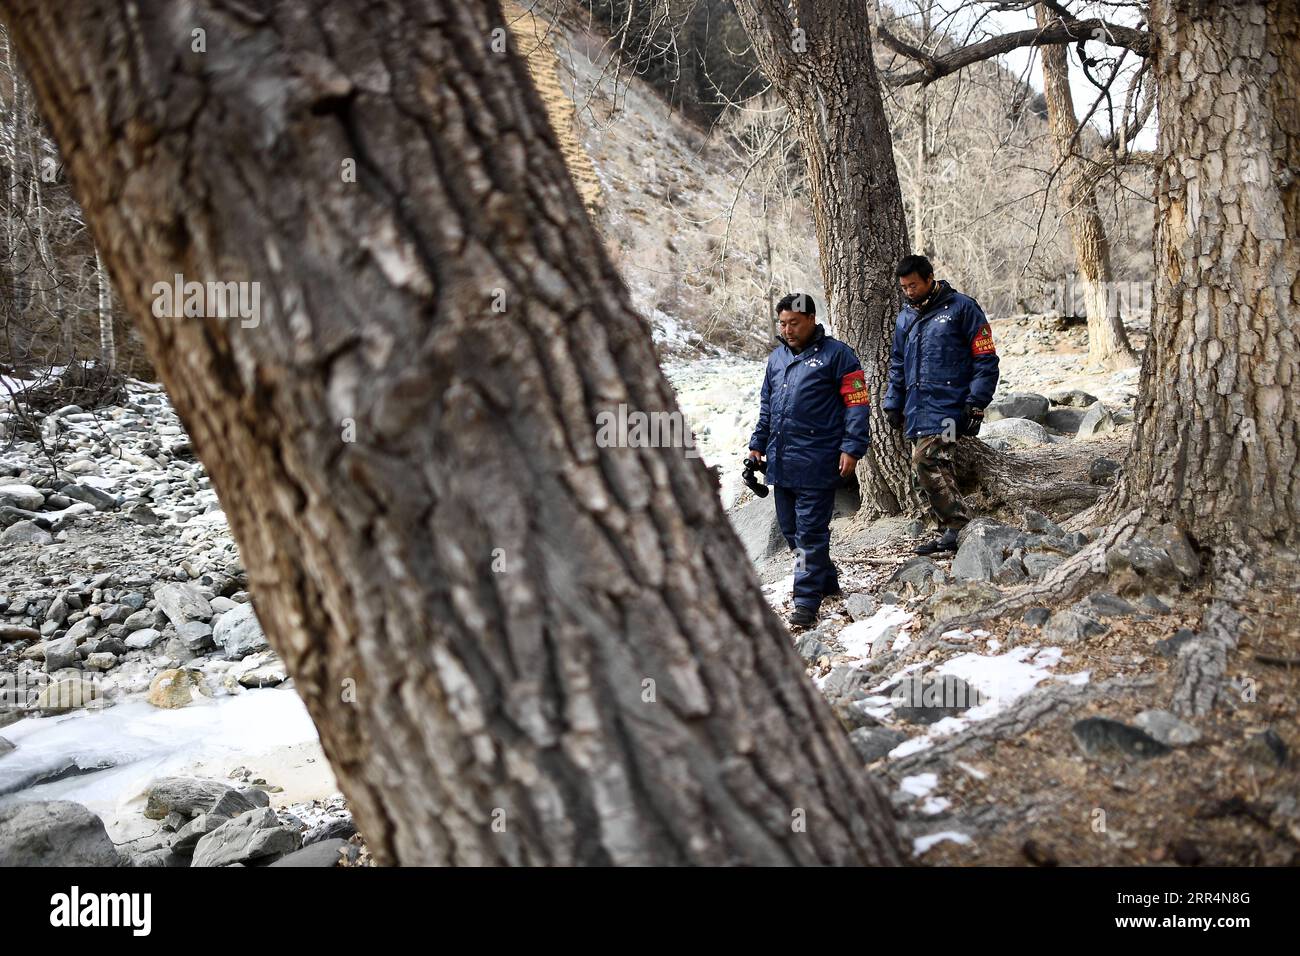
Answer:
[
  {"left": 913, "top": 830, "right": 971, "bottom": 855},
  {"left": 838, "top": 605, "right": 913, "bottom": 658},
  {"left": 899, "top": 772, "right": 939, "bottom": 798}
]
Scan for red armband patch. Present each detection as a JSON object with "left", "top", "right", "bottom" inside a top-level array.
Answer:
[
  {"left": 840, "top": 370, "right": 869, "bottom": 407},
  {"left": 971, "top": 324, "right": 997, "bottom": 356}
]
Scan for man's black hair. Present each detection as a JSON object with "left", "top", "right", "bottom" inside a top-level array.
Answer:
[
  {"left": 895, "top": 255, "right": 934, "bottom": 280},
  {"left": 776, "top": 292, "right": 817, "bottom": 316}
]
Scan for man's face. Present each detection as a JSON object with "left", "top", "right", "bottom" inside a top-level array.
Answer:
[
  {"left": 899, "top": 272, "right": 934, "bottom": 305},
  {"left": 778, "top": 310, "right": 816, "bottom": 349}
]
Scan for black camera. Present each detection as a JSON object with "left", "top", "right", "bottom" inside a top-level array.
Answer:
[{"left": 741, "top": 455, "right": 769, "bottom": 498}]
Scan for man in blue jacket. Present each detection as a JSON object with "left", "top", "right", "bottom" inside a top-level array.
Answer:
[
  {"left": 883, "top": 255, "right": 1000, "bottom": 555},
  {"left": 748, "top": 293, "right": 871, "bottom": 628}
]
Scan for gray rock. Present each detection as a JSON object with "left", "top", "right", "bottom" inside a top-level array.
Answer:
[
  {"left": 208, "top": 787, "right": 270, "bottom": 820},
  {"left": 0, "top": 483, "right": 45, "bottom": 510},
  {"left": 952, "top": 519, "right": 1020, "bottom": 581},
  {"left": 727, "top": 493, "right": 786, "bottom": 564},
  {"left": 924, "top": 581, "right": 1003, "bottom": 625},
  {"left": 844, "top": 592, "right": 878, "bottom": 622},
  {"left": 848, "top": 726, "right": 909, "bottom": 763},
  {"left": 145, "top": 777, "right": 238, "bottom": 820},
  {"left": 1023, "top": 510, "right": 1063, "bottom": 536},
  {"left": 794, "top": 633, "right": 830, "bottom": 663},
  {"left": 0, "top": 520, "right": 53, "bottom": 546},
  {"left": 65, "top": 616, "right": 98, "bottom": 643},
  {"left": 95, "top": 603, "right": 131, "bottom": 625},
  {"left": 1048, "top": 388, "right": 1100, "bottom": 408},
  {"left": 1134, "top": 710, "right": 1202, "bottom": 747},
  {"left": 45, "top": 596, "right": 70, "bottom": 627},
  {"left": 1150, "top": 524, "right": 1200, "bottom": 580},
  {"left": 1042, "top": 606, "right": 1108, "bottom": 643},
  {"left": 1088, "top": 457, "right": 1122, "bottom": 485},
  {"left": 1075, "top": 592, "right": 1138, "bottom": 619},
  {"left": 128, "top": 503, "right": 161, "bottom": 525},
  {"left": 175, "top": 620, "right": 214, "bottom": 652},
  {"left": 0, "top": 800, "right": 121, "bottom": 866},
  {"left": 171, "top": 813, "right": 226, "bottom": 855},
  {"left": 1022, "top": 607, "right": 1051, "bottom": 627},
  {"left": 154, "top": 583, "right": 213, "bottom": 628},
  {"left": 1077, "top": 402, "right": 1116, "bottom": 438},
  {"left": 123, "top": 609, "right": 154, "bottom": 632},
  {"left": 1022, "top": 551, "right": 1065, "bottom": 578},
  {"left": 992, "top": 554, "right": 1027, "bottom": 584},
  {"left": 125, "top": 628, "right": 165, "bottom": 650},
  {"left": 268, "top": 838, "right": 357, "bottom": 867},
  {"left": 887, "top": 556, "right": 943, "bottom": 595},
  {"left": 985, "top": 392, "right": 1050, "bottom": 424},
  {"left": 891, "top": 675, "right": 983, "bottom": 724},
  {"left": 1071, "top": 717, "right": 1171, "bottom": 760},
  {"left": 213, "top": 602, "right": 269, "bottom": 659},
  {"left": 1106, "top": 539, "right": 1180, "bottom": 591},
  {"left": 42, "top": 635, "right": 79, "bottom": 672},
  {"left": 980, "top": 417, "right": 1050, "bottom": 447},
  {"left": 1155, "top": 628, "right": 1199, "bottom": 658},
  {"left": 1044, "top": 407, "right": 1088, "bottom": 434},
  {"left": 83, "top": 652, "right": 118, "bottom": 671},
  {"left": 131, "top": 848, "right": 189, "bottom": 868},
  {"left": 190, "top": 807, "right": 300, "bottom": 868},
  {"left": 303, "top": 815, "right": 357, "bottom": 846},
  {"left": 821, "top": 665, "right": 868, "bottom": 701},
  {"left": 59, "top": 482, "right": 118, "bottom": 511}
]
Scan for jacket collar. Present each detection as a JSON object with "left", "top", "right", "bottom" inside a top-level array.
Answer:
[
  {"left": 904, "top": 279, "right": 954, "bottom": 317},
  {"left": 776, "top": 323, "right": 827, "bottom": 357}
]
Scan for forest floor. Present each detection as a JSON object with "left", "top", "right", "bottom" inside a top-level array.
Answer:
[{"left": 701, "top": 317, "right": 1300, "bottom": 866}]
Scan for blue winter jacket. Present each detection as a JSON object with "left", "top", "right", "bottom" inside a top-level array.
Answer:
[
  {"left": 748, "top": 325, "right": 871, "bottom": 489},
  {"left": 883, "top": 281, "right": 1000, "bottom": 438}
]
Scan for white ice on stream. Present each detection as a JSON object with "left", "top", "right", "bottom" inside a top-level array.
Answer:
[{"left": 0, "top": 688, "right": 325, "bottom": 840}]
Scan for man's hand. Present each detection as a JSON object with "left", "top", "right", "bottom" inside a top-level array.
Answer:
[
  {"left": 963, "top": 405, "right": 984, "bottom": 437},
  {"left": 886, "top": 409, "right": 904, "bottom": 431},
  {"left": 748, "top": 449, "right": 765, "bottom": 462},
  {"left": 839, "top": 452, "right": 858, "bottom": 477}
]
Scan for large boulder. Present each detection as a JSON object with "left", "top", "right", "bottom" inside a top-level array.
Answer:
[
  {"left": 980, "top": 417, "right": 1050, "bottom": 447},
  {"left": 924, "top": 580, "right": 1003, "bottom": 625},
  {"left": 190, "top": 807, "right": 300, "bottom": 868},
  {"left": 0, "top": 800, "right": 121, "bottom": 866},
  {"left": 1077, "top": 402, "right": 1116, "bottom": 438},
  {"left": 0, "top": 483, "right": 45, "bottom": 510},
  {"left": 1047, "top": 388, "right": 1099, "bottom": 408},
  {"left": 1044, "top": 406, "right": 1088, "bottom": 435},
  {"left": 154, "top": 583, "right": 213, "bottom": 628},
  {"left": 985, "top": 392, "right": 1049, "bottom": 424},
  {"left": 727, "top": 494, "right": 787, "bottom": 564},
  {"left": 952, "top": 519, "right": 1022, "bottom": 582},
  {"left": 0, "top": 520, "right": 53, "bottom": 546},
  {"left": 213, "top": 602, "right": 270, "bottom": 659},
  {"left": 145, "top": 777, "right": 241, "bottom": 820}
]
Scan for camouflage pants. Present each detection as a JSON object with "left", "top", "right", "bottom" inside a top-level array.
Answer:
[{"left": 912, "top": 434, "right": 971, "bottom": 531}]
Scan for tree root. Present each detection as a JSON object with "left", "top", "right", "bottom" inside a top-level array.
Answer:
[
  {"left": 920, "top": 507, "right": 1145, "bottom": 640},
  {"left": 1169, "top": 548, "right": 1252, "bottom": 718},
  {"left": 888, "top": 672, "right": 1157, "bottom": 777}
]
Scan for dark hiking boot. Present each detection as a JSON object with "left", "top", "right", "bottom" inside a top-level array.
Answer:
[
  {"left": 914, "top": 528, "right": 959, "bottom": 556},
  {"left": 788, "top": 606, "right": 817, "bottom": 629}
]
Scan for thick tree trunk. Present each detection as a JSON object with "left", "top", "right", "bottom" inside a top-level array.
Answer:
[
  {"left": 0, "top": 0, "right": 901, "bottom": 865},
  {"left": 1106, "top": 0, "right": 1299, "bottom": 544},
  {"left": 732, "top": 0, "right": 917, "bottom": 514},
  {"left": 1034, "top": 4, "right": 1137, "bottom": 372}
]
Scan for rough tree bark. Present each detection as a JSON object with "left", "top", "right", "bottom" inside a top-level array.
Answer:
[
  {"left": 1034, "top": 4, "right": 1137, "bottom": 371},
  {"left": 1103, "top": 0, "right": 1299, "bottom": 544},
  {"left": 731, "top": 0, "right": 917, "bottom": 514},
  {"left": 0, "top": 0, "right": 901, "bottom": 865}
]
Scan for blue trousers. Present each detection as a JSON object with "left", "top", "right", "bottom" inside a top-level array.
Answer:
[{"left": 772, "top": 485, "right": 839, "bottom": 611}]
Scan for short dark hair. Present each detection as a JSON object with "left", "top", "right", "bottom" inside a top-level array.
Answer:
[
  {"left": 895, "top": 255, "right": 934, "bottom": 280},
  {"left": 776, "top": 292, "right": 817, "bottom": 316}
]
